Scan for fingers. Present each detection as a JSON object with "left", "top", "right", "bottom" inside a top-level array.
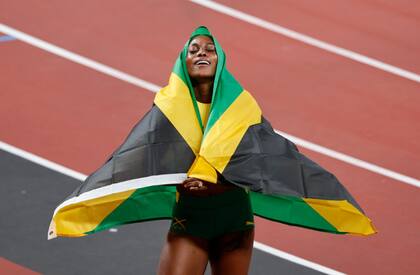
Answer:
[
  {"left": 184, "top": 180, "right": 201, "bottom": 188},
  {"left": 182, "top": 178, "right": 208, "bottom": 191},
  {"left": 189, "top": 182, "right": 208, "bottom": 191}
]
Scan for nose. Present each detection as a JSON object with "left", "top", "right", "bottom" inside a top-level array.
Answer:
[{"left": 197, "top": 48, "right": 207, "bottom": 56}]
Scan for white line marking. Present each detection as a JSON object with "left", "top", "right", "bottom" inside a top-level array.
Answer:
[
  {"left": 254, "top": 241, "right": 345, "bottom": 275},
  {"left": 0, "top": 141, "right": 86, "bottom": 181},
  {"left": 189, "top": 0, "right": 420, "bottom": 83},
  {"left": 0, "top": 24, "right": 161, "bottom": 93},
  {"left": 1, "top": 23, "right": 418, "bottom": 188},
  {"left": 0, "top": 23, "right": 418, "bottom": 187},
  {"left": 0, "top": 140, "right": 345, "bottom": 275},
  {"left": 276, "top": 130, "right": 420, "bottom": 188}
]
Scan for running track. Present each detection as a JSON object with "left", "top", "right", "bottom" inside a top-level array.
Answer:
[{"left": 0, "top": 1, "right": 419, "bottom": 274}]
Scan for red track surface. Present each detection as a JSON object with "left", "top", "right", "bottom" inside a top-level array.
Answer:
[
  {"left": 0, "top": 258, "right": 40, "bottom": 275},
  {"left": 1, "top": 1, "right": 419, "bottom": 274},
  {"left": 220, "top": 0, "right": 420, "bottom": 73}
]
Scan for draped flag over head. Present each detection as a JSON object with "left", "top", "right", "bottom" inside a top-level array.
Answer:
[{"left": 48, "top": 26, "right": 376, "bottom": 239}]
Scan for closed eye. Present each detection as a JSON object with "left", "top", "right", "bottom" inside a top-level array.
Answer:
[
  {"left": 188, "top": 45, "right": 199, "bottom": 54},
  {"left": 206, "top": 44, "right": 215, "bottom": 51},
  {"left": 188, "top": 43, "right": 215, "bottom": 55}
]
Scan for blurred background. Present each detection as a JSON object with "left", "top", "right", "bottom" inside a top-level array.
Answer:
[{"left": 0, "top": 1, "right": 419, "bottom": 274}]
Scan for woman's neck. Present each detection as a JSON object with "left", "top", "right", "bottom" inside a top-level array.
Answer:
[{"left": 193, "top": 81, "right": 213, "bottom": 103}]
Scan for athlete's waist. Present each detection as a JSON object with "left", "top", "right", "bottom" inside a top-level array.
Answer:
[{"left": 176, "top": 181, "right": 239, "bottom": 197}]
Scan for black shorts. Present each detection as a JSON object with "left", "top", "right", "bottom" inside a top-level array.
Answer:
[{"left": 169, "top": 187, "right": 254, "bottom": 240}]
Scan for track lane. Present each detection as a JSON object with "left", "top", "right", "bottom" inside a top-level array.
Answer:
[
  {"left": 0, "top": 39, "right": 154, "bottom": 173},
  {"left": 1, "top": 1, "right": 419, "bottom": 178},
  {"left": 216, "top": 0, "right": 420, "bottom": 74},
  {"left": 0, "top": 39, "right": 419, "bottom": 274},
  {"left": 2, "top": 22, "right": 418, "bottom": 188}
]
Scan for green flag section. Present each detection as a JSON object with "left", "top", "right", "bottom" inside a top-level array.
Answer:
[
  {"left": 87, "top": 185, "right": 176, "bottom": 234},
  {"left": 48, "top": 26, "right": 376, "bottom": 239},
  {"left": 251, "top": 192, "right": 339, "bottom": 233},
  {"left": 251, "top": 193, "right": 375, "bottom": 235}
]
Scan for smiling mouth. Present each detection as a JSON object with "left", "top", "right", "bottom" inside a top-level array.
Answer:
[{"left": 195, "top": 60, "right": 211, "bottom": 66}]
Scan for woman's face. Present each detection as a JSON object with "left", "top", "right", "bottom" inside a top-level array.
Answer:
[{"left": 186, "top": 35, "right": 218, "bottom": 82}]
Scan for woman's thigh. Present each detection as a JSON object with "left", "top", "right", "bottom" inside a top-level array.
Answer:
[
  {"left": 209, "top": 229, "right": 254, "bottom": 275},
  {"left": 157, "top": 232, "right": 209, "bottom": 275}
]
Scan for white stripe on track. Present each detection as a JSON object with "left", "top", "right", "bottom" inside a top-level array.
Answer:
[
  {"left": 189, "top": 0, "right": 420, "bottom": 83},
  {"left": 0, "top": 140, "right": 345, "bottom": 275},
  {"left": 0, "top": 23, "right": 418, "bottom": 189},
  {"left": 254, "top": 242, "right": 345, "bottom": 275},
  {"left": 0, "top": 24, "right": 160, "bottom": 93},
  {"left": 0, "top": 141, "right": 86, "bottom": 181},
  {"left": 276, "top": 130, "right": 420, "bottom": 188}
]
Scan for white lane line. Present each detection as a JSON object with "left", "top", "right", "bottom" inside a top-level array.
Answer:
[
  {"left": 0, "top": 140, "right": 345, "bottom": 275},
  {"left": 254, "top": 242, "right": 345, "bottom": 275},
  {"left": 0, "top": 141, "right": 86, "bottom": 181},
  {"left": 189, "top": 0, "right": 420, "bottom": 83},
  {"left": 0, "top": 24, "right": 160, "bottom": 93},
  {"left": 0, "top": 22, "right": 419, "bottom": 189},
  {"left": 276, "top": 130, "right": 420, "bottom": 188}
]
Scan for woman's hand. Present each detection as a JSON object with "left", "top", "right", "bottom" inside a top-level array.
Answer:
[{"left": 182, "top": 177, "right": 208, "bottom": 191}]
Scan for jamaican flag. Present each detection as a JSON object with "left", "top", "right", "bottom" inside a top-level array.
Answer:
[{"left": 48, "top": 26, "right": 376, "bottom": 239}]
